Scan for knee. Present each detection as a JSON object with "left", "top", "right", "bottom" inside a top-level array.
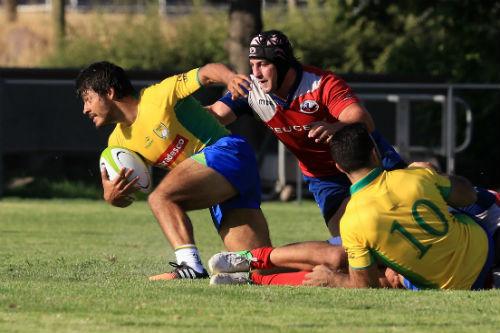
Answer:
[{"left": 148, "top": 187, "right": 173, "bottom": 211}]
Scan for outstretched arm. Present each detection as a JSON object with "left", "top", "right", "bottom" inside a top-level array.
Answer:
[
  {"left": 303, "top": 264, "right": 381, "bottom": 288},
  {"left": 206, "top": 101, "right": 238, "bottom": 126},
  {"left": 198, "top": 63, "right": 250, "bottom": 97}
]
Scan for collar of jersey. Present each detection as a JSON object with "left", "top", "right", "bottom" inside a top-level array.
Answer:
[
  {"left": 350, "top": 167, "right": 383, "bottom": 195},
  {"left": 270, "top": 65, "right": 303, "bottom": 108}
]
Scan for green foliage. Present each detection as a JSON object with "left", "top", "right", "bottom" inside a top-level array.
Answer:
[
  {"left": 3, "top": 178, "right": 151, "bottom": 201},
  {"left": 261, "top": 1, "right": 500, "bottom": 82},
  {"left": 4, "top": 179, "right": 102, "bottom": 199},
  {"left": 43, "top": 9, "right": 228, "bottom": 71},
  {"left": 42, "top": 1, "right": 500, "bottom": 82},
  {"left": 1, "top": 199, "right": 500, "bottom": 333}
]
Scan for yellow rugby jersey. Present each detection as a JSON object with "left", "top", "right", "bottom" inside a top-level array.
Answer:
[
  {"left": 340, "top": 167, "right": 488, "bottom": 289},
  {"left": 108, "top": 68, "right": 229, "bottom": 169}
]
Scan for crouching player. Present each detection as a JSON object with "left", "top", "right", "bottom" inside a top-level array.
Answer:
[
  {"left": 76, "top": 62, "right": 272, "bottom": 280},
  {"left": 209, "top": 123, "right": 497, "bottom": 290}
]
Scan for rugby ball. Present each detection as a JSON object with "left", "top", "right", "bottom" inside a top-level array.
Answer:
[{"left": 99, "top": 146, "right": 152, "bottom": 193}]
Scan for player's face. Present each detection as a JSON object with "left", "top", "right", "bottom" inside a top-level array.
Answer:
[
  {"left": 81, "top": 89, "right": 113, "bottom": 128},
  {"left": 250, "top": 58, "right": 277, "bottom": 93}
]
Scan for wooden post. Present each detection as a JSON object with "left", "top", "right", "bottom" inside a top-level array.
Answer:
[
  {"left": 228, "top": 0, "right": 263, "bottom": 75},
  {"left": 5, "top": 0, "right": 17, "bottom": 22},
  {"left": 52, "top": 0, "right": 66, "bottom": 50}
]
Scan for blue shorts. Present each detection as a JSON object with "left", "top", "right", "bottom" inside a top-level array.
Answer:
[
  {"left": 304, "top": 130, "right": 406, "bottom": 223},
  {"left": 402, "top": 213, "right": 495, "bottom": 290},
  {"left": 192, "top": 135, "right": 261, "bottom": 230}
]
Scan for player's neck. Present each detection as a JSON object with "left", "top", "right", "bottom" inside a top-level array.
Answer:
[
  {"left": 115, "top": 96, "right": 139, "bottom": 127},
  {"left": 347, "top": 167, "right": 378, "bottom": 185},
  {"left": 274, "top": 68, "right": 296, "bottom": 100}
]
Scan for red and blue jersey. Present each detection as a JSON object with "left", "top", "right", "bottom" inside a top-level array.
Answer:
[{"left": 220, "top": 65, "right": 359, "bottom": 177}]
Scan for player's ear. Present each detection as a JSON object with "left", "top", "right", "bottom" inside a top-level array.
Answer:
[
  {"left": 335, "top": 162, "right": 347, "bottom": 175},
  {"left": 107, "top": 87, "right": 116, "bottom": 100},
  {"left": 370, "top": 147, "right": 381, "bottom": 166}
]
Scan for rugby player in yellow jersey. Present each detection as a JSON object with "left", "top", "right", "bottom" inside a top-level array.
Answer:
[
  {"left": 303, "top": 123, "right": 494, "bottom": 289},
  {"left": 209, "top": 124, "right": 496, "bottom": 289},
  {"left": 75, "top": 61, "right": 271, "bottom": 280}
]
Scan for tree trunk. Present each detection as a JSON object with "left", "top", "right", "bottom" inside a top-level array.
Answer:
[
  {"left": 227, "top": 0, "right": 262, "bottom": 75},
  {"left": 5, "top": 0, "right": 17, "bottom": 22},
  {"left": 52, "top": 0, "right": 66, "bottom": 50},
  {"left": 226, "top": 1, "right": 268, "bottom": 161}
]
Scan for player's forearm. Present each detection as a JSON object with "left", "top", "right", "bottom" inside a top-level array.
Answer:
[
  {"left": 198, "top": 63, "right": 236, "bottom": 86},
  {"left": 325, "top": 271, "right": 356, "bottom": 288}
]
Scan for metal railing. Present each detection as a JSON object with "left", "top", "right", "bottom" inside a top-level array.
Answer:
[{"left": 276, "top": 83, "right": 500, "bottom": 202}]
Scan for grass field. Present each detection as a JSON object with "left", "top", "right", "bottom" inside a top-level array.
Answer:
[{"left": 1, "top": 199, "right": 500, "bottom": 333}]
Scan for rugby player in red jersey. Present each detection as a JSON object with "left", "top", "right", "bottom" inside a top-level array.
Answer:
[{"left": 208, "top": 30, "right": 498, "bottom": 245}]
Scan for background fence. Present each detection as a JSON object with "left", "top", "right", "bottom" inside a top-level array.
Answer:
[{"left": 0, "top": 68, "right": 499, "bottom": 198}]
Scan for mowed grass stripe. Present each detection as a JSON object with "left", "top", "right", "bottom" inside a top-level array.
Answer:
[{"left": 1, "top": 199, "right": 499, "bottom": 333}]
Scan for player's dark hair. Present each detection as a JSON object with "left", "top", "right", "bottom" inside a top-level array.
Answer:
[
  {"left": 75, "top": 61, "right": 136, "bottom": 99},
  {"left": 330, "top": 123, "right": 375, "bottom": 173}
]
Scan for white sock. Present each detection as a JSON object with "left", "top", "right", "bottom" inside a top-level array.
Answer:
[{"left": 174, "top": 244, "right": 205, "bottom": 273}]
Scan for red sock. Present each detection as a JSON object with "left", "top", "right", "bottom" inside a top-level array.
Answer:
[
  {"left": 249, "top": 247, "right": 275, "bottom": 269},
  {"left": 251, "top": 271, "right": 309, "bottom": 286}
]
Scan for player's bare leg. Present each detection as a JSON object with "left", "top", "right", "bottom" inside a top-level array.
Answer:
[
  {"left": 148, "top": 158, "right": 271, "bottom": 280},
  {"left": 218, "top": 208, "right": 271, "bottom": 251},
  {"left": 267, "top": 241, "right": 346, "bottom": 271}
]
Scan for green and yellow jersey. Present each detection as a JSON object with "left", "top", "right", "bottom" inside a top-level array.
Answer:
[
  {"left": 108, "top": 68, "right": 229, "bottom": 169},
  {"left": 340, "top": 167, "right": 488, "bottom": 290}
]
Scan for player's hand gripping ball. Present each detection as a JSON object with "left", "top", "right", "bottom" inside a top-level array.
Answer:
[{"left": 99, "top": 146, "right": 152, "bottom": 193}]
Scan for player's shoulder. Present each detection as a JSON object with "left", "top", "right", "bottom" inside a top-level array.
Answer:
[
  {"left": 388, "top": 167, "right": 444, "bottom": 189},
  {"left": 400, "top": 166, "right": 441, "bottom": 178},
  {"left": 302, "top": 65, "right": 344, "bottom": 80}
]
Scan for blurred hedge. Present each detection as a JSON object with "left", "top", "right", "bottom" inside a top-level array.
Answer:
[{"left": 41, "top": 1, "right": 500, "bottom": 187}]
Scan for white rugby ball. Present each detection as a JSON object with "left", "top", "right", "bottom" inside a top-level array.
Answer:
[{"left": 99, "top": 146, "right": 152, "bottom": 193}]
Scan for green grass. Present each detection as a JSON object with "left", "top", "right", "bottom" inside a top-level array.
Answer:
[{"left": 1, "top": 199, "right": 499, "bottom": 333}]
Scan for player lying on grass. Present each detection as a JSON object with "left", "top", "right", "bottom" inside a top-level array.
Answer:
[
  {"left": 209, "top": 123, "right": 497, "bottom": 290},
  {"left": 76, "top": 62, "right": 272, "bottom": 280}
]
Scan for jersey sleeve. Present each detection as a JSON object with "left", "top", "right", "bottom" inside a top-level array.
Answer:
[
  {"left": 218, "top": 92, "right": 254, "bottom": 118},
  {"left": 340, "top": 215, "right": 375, "bottom": 269},
  {"left": 321, "top": 73, "right": 360, "bottom": 118},
  {"left": 154, "top": 68, "right": 202, "bottom": 102}
]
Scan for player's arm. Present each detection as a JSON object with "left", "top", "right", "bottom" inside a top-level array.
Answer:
[
  {"left": 303, "top": 264, "right": 381, "bottom": 288},
  {"left": 198, "top": 63, "right": 250, "bottom": 98},
  {"left": 308, "top": 103, "right": 375, "bottom": 144},
  {"left": 308, "top": 74, "right": 375, "bottom": 143},
  {"left": 446, "top": 174, "right": 477, "bottom": 207},
  {"left": 206, "top": 101, "right": 238, "bottom": 126}
]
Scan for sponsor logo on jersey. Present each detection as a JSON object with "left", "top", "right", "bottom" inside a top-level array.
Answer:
[
  {"left": 271, "top": 124, "right": 312, "bottom": 134},
  {"left": 144, "top": 136, "right": 153, "bottom": 148},
  {"left": 156, "top": 135, "right": 188, "bottom": 168},
  {"left": 258, "top": 99, "right": 274, "bottom": 106},
  {"left": 153, "top": 122, "right": 169, "bottom": 139},
  {"left": 176, "top": 73, "right": 188, "bottom": 83},
  {"left": 299, "top": 100, "right": 319, "bottom": 114}
]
